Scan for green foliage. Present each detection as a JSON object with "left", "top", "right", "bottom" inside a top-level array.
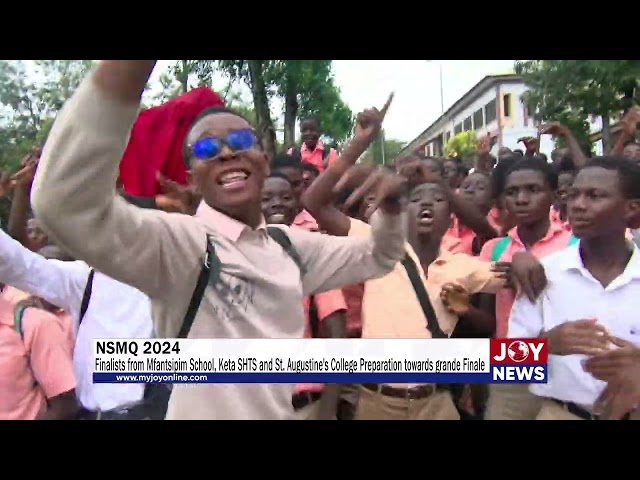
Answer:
[
  {"left": 515, "top": 60, "right": 640, "bottom": 149},
  {"left": 444, "top": 131, "right": 477, "bottom": 161},
  {"left": 0, "top": 60, "right": 95, "bottom": 225},
  {"left": 362, "top": 131, "right": 406, "bottom": 165}
]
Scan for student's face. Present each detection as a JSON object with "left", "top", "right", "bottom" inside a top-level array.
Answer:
[
  {"left": 567, "top": 167, "right": 639, "bottom": 238},
  {"left": 443, "top": 160, "right": 460, "bottom": 188},
  {"left": 407, "top": 182, "right": 451, "bottom": 239},
  {"left": 277, "top": 167, "right": 304, "bottom": 203},
  {"left": 302, "top": 169, "right": 317, "bottom": 191},
  {"left": 27, "top": 218, "right": 48, "bottom": 251},
  {"left": 300, "top": 119, "right": 320, "bottom": 150},
  {"left": 556, "top": 172, "right": 575, "bottom": 209},
  {"left": 460, "top": 172, "right": 492, "bottom": 214},
  {"left": 623, "top": 143, "right": 640, "bottom": 163},
  {"left": 261, "top": 177, "right": 297, "bottom": 225},
  {"left": 503, "top": 169, "right": 554, "bottom": 226},
  {"left": 186, "top": 113, "right": 269, "bottom": 222}
]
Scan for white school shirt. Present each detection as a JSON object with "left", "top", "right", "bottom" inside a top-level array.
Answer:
[
  {"left": 0, "top": 230, "right": 153, "bottom": 411},
  {"left": 508, "top": 241, "right": 640, "bottom": 409}
]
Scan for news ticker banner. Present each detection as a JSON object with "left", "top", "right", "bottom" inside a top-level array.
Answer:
[{"left": 92, "top": 338, "right": 548, "bottom": 385}]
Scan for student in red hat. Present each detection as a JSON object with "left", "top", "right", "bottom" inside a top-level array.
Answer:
[{"left": 119, "top": 87, "right": 224, "bottom": 197}]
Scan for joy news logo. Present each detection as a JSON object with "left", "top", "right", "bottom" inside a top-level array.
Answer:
[{"left": 489, "top": 338, "right": 548, "bottom": 384}]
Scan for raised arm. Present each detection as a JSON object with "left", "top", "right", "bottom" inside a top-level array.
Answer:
[
  {"left": 0, "top": 229, "right": 87, "bottom": 316},
  {"left": 302, "top": 97, "right": 393, "bottom": 236},
  {"left": 31, "top": 61, "right": 201, "bottom": 299},
  {"left": 285, "top": 208, "right": 406, "bottom": 296}
]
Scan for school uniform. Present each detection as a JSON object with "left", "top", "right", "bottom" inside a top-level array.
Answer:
[
  {"left": 31, "top": 72, "right": 407, "bottom": 420},
  {"left": 508, "top": 242, "right": 640, "bottom": 420},
  {"left": 349, "top": 218, "right": 504, "bottom": 420}
]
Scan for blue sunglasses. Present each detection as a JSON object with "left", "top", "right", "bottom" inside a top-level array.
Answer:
[{"left": 189, "top": 129, "right": 258, "bottom": 161}]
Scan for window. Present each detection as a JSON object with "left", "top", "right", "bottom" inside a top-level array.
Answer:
[
  {"left": 463, "top": 116, "right": 472, "bottom": 131},
  {"left": 473, "top": 108, "right": 484, "bottom": 129},
  {"left": 445, "top": 131, "right": 452, "bottom": 143},
  {"left": 485, "top": 100, "right": 497, "bottom": 124},
  {"left": 503, "top": 93, "right": 511, "bottom": 117},
  {"left": 454, "top": 123, "right": 462, "bottom": 135}
]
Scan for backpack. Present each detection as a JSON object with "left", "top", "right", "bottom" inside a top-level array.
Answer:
[
  {"left": 490, "top": 235, "right": 579, "bottom": 262},
  {"left": 177, "top": 227, "right": 304, "bottom": 339}
]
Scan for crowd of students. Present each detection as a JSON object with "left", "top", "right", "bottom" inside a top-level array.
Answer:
[{"left": 1, "top": 60, "right": 639, "bottom": 420}]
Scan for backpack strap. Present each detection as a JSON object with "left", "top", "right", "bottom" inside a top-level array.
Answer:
[
  {"left": 79, "top": 269, "right": 95, "bottom": 327},
  {"left": 14, "top": 302, "right": 29, "bottom": 339},
  {"left": 177, "top": 228, "right": 304, "bottom": 339},
  {"left": 177, "top": 235, "right": 216, "bottom": 339},
  {"left": 307, "top": 296, "right": 320, "bottom": 338},
  {"left": 401, "top": 253, "right": 447, "bottom": 339},
  {"left": 266, "top": 226, "right": 306, "bottom": 275},
  {"left": 490, "top": 237, "right": 511, "bottom": 262}
]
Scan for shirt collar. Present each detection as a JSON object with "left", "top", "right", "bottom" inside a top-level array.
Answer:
[
  {"left": 301, "top": 140, "right": 324, "bottom": 154},
  {"left": 195, "top": 200, "right": 267, "bottom": 242},
  {"left": 558, "top": 239, "right": 640, "bottom": 281},
  {"left": 507, "top": 221, "right": 566, "bottom": 245}
]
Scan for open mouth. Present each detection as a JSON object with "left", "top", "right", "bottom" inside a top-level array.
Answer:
[
  {"left": 417, "top": 208, "right": 434, "bottom": 227},
  {"left": 217, "top": 169, "right": 251, "bottom": 189}
]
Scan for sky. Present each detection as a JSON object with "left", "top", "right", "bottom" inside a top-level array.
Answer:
[{"left": 147, "top": 60, "right": 517, "bottom": 144}]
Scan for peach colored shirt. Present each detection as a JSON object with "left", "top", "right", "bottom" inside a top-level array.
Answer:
[
  {"left": 479, "top": 223, "right": 574, "bottom": 338},
  {"left": 550, "top": 207, "right": 571, "bottom": 232},
  {"left": 442, "top": 212, "right": 503, "bottom": 256},
  {"left": 293, "top": 209, "right": 318, "bottom": 232},
  {"left": 0, "top": 296, "right": 76, "bottom": 420},
  {"left": 442, "top": 217, "right": 475, "bottom": 255},
  {"left": 349, "top": 218, "right": 504, "bottom": 388},
  {"left": 291, "top": 211, "right": 348, "bottom": 394},
  {"left": 289, "top": 142, "right": 337, "bottom": 174},
  {"left": 342, "top": 282, "right": 364, "bottom": 337}
]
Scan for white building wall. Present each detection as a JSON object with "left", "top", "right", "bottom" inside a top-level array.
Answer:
[{"left": 419, "top": 78, "right": 614, "bottom": 161}]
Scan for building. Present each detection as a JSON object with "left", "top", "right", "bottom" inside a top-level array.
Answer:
[{"left": 396, "top": 73, "right": 556, "bottom": 162}]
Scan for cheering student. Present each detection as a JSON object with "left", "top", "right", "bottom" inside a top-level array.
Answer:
[
  {"left": 31, "top": 60, "right": 407, "bottom": 420},
  {"left": 508, "top": 156, "right": 640, "bottom": 420}
]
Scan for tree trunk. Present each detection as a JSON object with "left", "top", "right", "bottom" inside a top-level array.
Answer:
[
  {"left": 180, "top": 60, "right": 188, "bottom": 94},
  {"left": 247, "top": 60, "right": 276, "bottom": 157},
  {"left": 601, "top": 116, "right": 612, "bottom": 152},
  {"left": 283, "top": 80, "right": 298, "bottom": 149}
]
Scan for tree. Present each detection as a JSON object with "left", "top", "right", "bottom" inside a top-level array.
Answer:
[
  {"left": 361, "top": 131, "right": 406, "bottom": 165},
  {"left": 0, "top": 60, "right": 95, "bottom": 172},
  {"left": 215, "top": 60, "right": 353, "bottom": 156},
  {"left": 266, "top": 60, "right": 352, "bottom": 148},
  {"left": 0, "top": 60, "right": 95, "bottom": 224},
  {"left": 515, "top": 60, "right": 640, "bottom": 151},
  {"left": 444, "top": 131, "right": 477, "bottom": 162}
]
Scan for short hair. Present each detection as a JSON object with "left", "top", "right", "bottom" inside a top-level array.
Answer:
[
  {"left": 300, "top": 115, "right": 320, "bottom": 128},
  {"left": 271, "top": 153, "right": 303, "bottom": 172},
  {"left": 421, "top": 157, "right": 445, "bottom": 176},
  {"left": 266, "top": 171, "right": 292, "bottom": 185},
  {"left": 182, "top": 106, "right": 255, "bottom": 166},
  {"left": 553, "top": 156, "right": 577, "bottom": 175},
  {"left": 505, "top": 156, "right": 559, "bottom": 191},
  {"left": 491, "top": 154, "right": 520, "bottom": 198},
  {"left": 581, "top": 156, "right": 640, "bottom": 199},
  {"left": 301, "top": 163, "right": 319, "bottom": 176}
]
